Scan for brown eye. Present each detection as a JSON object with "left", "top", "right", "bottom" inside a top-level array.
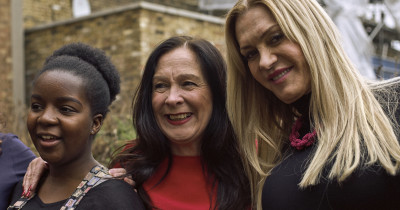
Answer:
[
  {"left": 154, "top": 83, "right": 167, "bottom": 89},
  {"left": 183, "top": 81, "right": 197, "bottom": 86},
  {"left": 244, "top": 50, "right": 258, "bottom": 61},
  {"left": 270, "top": 33, "right": 284, "bottom": 45},
  {"left": 60, "top": 106, "right": 76, "bottom": 114},
  {"left": 31, "top": 103, "right": 43, "bottom": 112}
]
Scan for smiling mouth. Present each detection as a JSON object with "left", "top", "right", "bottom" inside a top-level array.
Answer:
[
  {"left": 168, "top": 113, "right": 192, "bottom": 121},
  {"left": 271, "top": 67, "right": 292, "bottom": 81},
  {"left": 39, "top": 135, "right": 61, "bottom": 141}
]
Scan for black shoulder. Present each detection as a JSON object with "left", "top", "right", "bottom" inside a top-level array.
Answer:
[{"left": 77, "top": 179, "right": 145, "bottom": 210}]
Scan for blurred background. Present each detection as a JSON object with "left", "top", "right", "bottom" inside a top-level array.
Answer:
[{"left": 1, "top": 0, "right": 399, "bottom": 165}]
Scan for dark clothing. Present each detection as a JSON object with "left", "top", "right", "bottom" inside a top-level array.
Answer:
[
  {"left": 10, "top": 179, "right": 145, "bottom": 210},
  {"left": 0, "top": 133, "right": 36, "bottom": 210},
  {"left": 262, "top": 144, "right": 400, "bottom": 210},
  {"left": 262, "top": 86, "right": 400, "bottom": 210}
]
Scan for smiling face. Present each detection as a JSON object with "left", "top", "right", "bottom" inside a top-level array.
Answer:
[
  {"left": 151, "top": 47, "right": 213, "bottom": 156},
  {"left": 27, "top": 70, "right": 101, "bottom": 166},
  {"left": 235, "top": 5, "right": 311, "bottom": 104}
]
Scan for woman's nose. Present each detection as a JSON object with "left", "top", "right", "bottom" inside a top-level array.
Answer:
[
  {"left": 259, "top": 48, "right": 278, "bottom": 71},
  {"left": 37, "top": 107, "right": 58, "bottom": 125},
  {"left": 165, "top": 86, "right": 184, "bottom": 106}
]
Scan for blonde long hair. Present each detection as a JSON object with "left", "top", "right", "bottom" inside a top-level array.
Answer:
[{"left": 225, "top": 0, "right": 400, "bottom": 205}]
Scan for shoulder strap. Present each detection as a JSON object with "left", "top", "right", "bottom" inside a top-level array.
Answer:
[
  {"left": 7, "top": 165, "right": 111, "bottom": 210},
  {"left": 7, "top": 194, "right": 34, "bottom": 210},
  {"left": 61, "top": 165, "right": 110, "bottom": 209}
]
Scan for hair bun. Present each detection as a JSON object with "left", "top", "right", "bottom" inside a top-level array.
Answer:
[{"left": 47, "top": 42, "right": 120, "bottom": 102}]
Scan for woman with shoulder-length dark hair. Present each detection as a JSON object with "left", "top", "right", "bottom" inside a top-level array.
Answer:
[{"left": 112, "top": 35, "right": 251, "bottom": 210}]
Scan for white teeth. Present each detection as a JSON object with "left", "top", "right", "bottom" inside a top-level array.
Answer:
[
  {"left": 41, "top": 135, "right": 56, "bottom": 140},
  {"left": 272, "top": 68, "right": 291, "bottom": 81},
  {"left": 169, "top": 113, "right": 191, "bottom": 120}
]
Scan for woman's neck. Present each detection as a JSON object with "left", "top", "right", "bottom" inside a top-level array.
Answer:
[
  {"left": 291, "top": 93, "right": 312, "bottom": 136},
  {"left": 170, "top": 141, "right": 201, "bottom": 156},
  {"left": 38, "top": 156, "right": 98, "bottom": 203},
  {"left": 292, "top": 92, "right": 311, "bottom": 116}
]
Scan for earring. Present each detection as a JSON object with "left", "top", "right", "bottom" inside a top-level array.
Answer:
[{"left": 90, "top": 130, "right": 95, "bottom": 135}]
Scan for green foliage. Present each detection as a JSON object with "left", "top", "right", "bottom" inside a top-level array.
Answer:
[{"left": 92, "top": 114, "right": 136, "bottom": 166}]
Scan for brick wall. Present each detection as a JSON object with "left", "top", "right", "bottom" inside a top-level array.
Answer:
[
  {"left": 23, "top": 0, "right": 73, "bottom": 28},
  {"left": 139, "top": 9, "right": 225, "bottom": 66},
  {"left": 0, "top": 0, "right": 13, "bottom": 131},
  {"left": 23, "top": 0, "right": 206, "bottom": 28},
  {"left": 89, "top": 0, "right": 136, "bottom": 13},
  {"left": 91, "top": 0, "right": 201, "bottom": 13},
  {"left": 146, "top": 0, "right": 199, "bottom": 11},
  {"left": 25, "top": 9, "right": 141, "bottom": 115}
]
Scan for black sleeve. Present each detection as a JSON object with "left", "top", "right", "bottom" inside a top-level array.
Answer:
[{"left": 77, "top": 179, "right": 145, "bottom": 210}]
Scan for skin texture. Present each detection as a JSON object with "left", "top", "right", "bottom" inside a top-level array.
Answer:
[
  {"left": 22, "top": 157, "right": 48, "bottom": 196},
  {"left": 235, "top": 5, "right": 311, "bottom": 104},
  {"left": 151, "top": 47, "right": 213, "bottom": 156},
  {"left": 26, "top": 70, "right": 102, "bottom": 202}
]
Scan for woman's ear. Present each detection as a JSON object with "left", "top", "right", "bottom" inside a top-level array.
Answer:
[{"left": 90, "top": 114, "right": 104, "bottom": 135}]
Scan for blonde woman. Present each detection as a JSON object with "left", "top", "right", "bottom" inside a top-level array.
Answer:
[{"left": 225, "top": 0, "right": 400, "bottom": 209}]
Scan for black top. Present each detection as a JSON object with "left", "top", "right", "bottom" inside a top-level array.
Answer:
[
  {"left": 262, "top": 90, "right": 400, "bottom": 210},
  {"left": 9, "top": 179, "right": 145, "bottom": 210}
]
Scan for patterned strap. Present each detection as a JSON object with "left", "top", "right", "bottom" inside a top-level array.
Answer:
[
  {"left": 7, "top": 194, "right": 34, "bottom": 210},
  {"left": 8, "top": 165, "right": 111, "bottom": 210}
]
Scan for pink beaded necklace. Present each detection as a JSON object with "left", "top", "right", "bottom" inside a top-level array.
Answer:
[{"left": 289, "top": 117, "right": 316, "bottom": 150}]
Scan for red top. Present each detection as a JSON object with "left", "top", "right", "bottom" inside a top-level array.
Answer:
[{"left": 143, "top": 156, "right": 216, "bottom": 210}]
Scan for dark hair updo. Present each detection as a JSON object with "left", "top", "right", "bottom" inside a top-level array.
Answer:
[{"left": 34, "top": 42, "right": 120, "bottom": 117}]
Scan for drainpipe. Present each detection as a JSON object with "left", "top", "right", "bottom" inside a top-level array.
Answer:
[{"left": 11, "top": 0, "right": 25, "bottom": 132}]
